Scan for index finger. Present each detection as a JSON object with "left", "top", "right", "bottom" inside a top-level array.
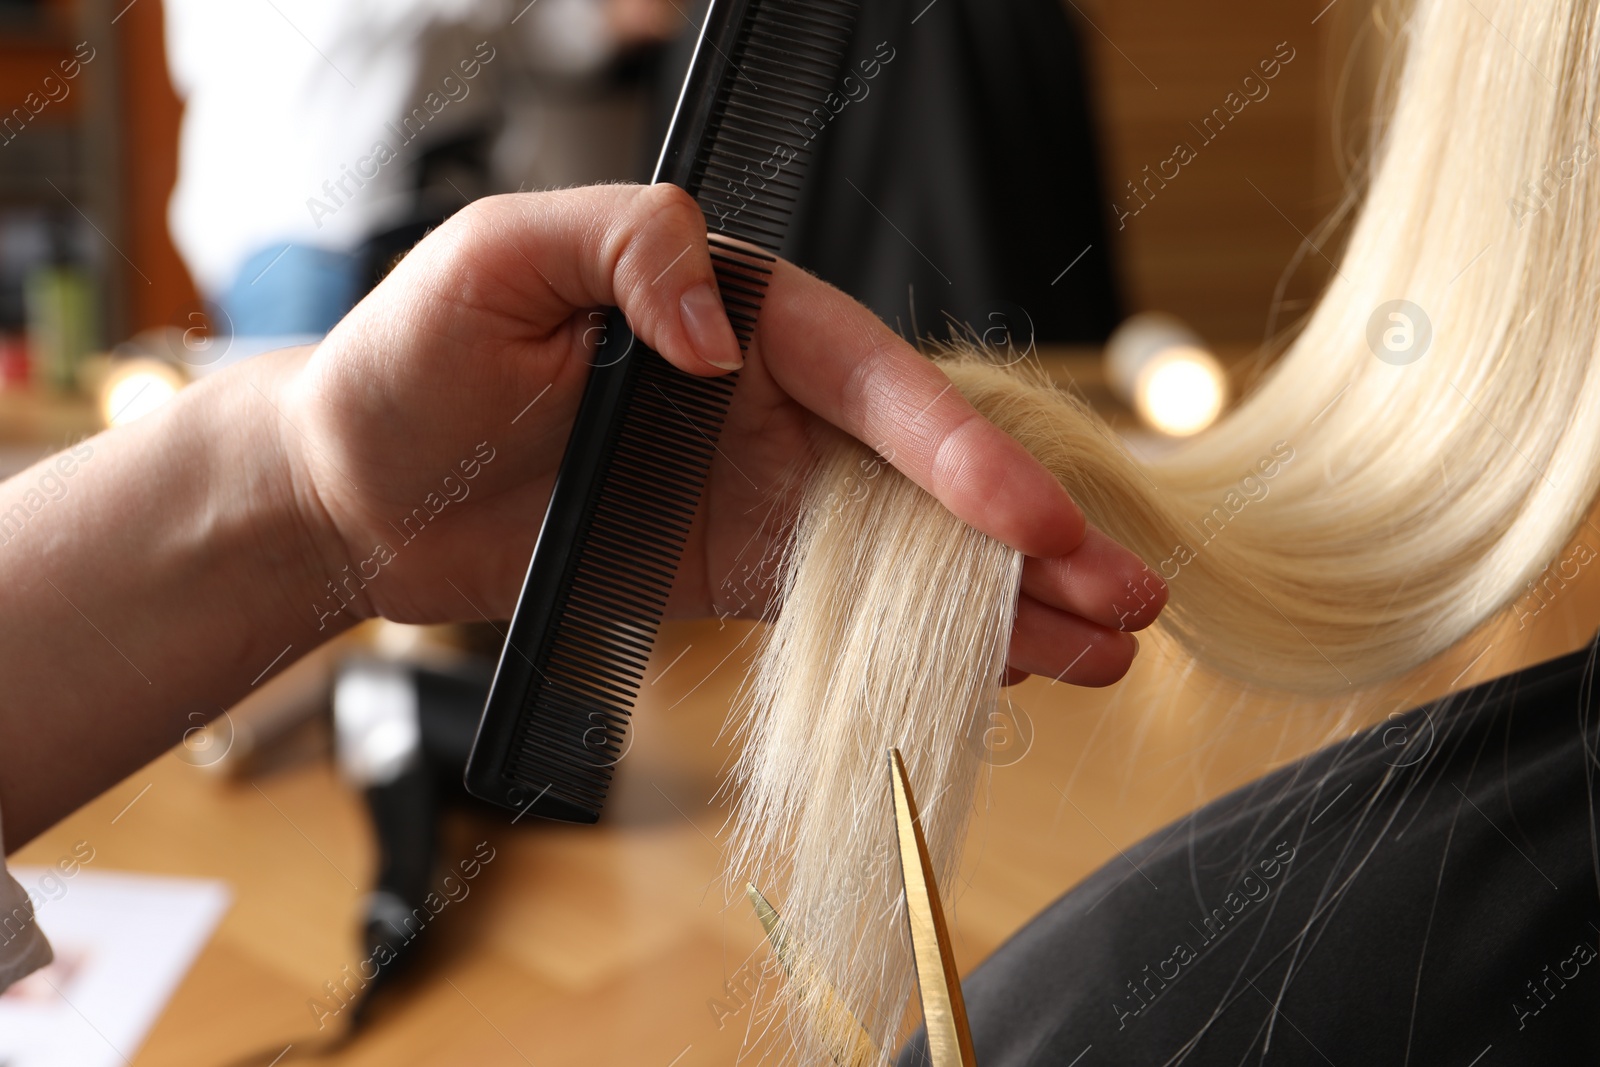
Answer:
[{"left": 752, "top": 261, "right": 1087, "bottom": 559}]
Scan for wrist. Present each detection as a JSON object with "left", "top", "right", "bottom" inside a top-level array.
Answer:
[
  {"left": 212, "top": 344, "right": 370, "bottom": 636},
  {"left": 0, "top": 345, "right": 363, "bottom": 844}
]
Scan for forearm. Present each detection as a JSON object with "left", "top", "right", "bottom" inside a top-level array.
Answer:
[{"left": 0, "top": 345, "right": 353, "bottom": 847}]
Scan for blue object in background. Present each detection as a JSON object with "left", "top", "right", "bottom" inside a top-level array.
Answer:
[{"left": 219, "top": 244, "right": 362, "bottom": 338}]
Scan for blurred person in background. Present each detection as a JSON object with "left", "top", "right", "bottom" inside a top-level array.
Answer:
[{"left": 163, "top": 0, "right": 679, "bottom": 350}]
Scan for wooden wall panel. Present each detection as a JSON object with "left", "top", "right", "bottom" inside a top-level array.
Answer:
[
  {"left": 115, "top": 0, "right": 198, "bottom": 337},
  {"left": 0, "top": 0, "right": 196, "bottom": 344},
  {"left": 1075, "top": 0, "right": 1380, "bottom": 343}
]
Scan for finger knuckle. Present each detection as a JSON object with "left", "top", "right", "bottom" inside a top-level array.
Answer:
[
  {"left": 929, "top": 410, "right": 988, "bottom": 499},
  {"left": 616, "top": 184, "right": 705, "bottom": 269},
  {"left": 422, "top": 195, "right": 509, "bottom": 277},
  {"left": 635, "top": 182, "right": 704, "bottom": 235},
  {"left": 839, "top": 335, "right": 904, "bottom": 427}
]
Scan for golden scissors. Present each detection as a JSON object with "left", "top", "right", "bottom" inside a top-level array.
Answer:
[{"left": 747, "top": 747, "right": 977, "bottom": 1066}]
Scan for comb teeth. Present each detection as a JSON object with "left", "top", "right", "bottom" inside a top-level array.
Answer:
[
  {"left": 503, "top": 353, "right": 737, "bottom": 815},
  {"left": 474, "top": 0, "right": 858, "bottom": 822},
  {"left": 709, "top": 238, "right": 776, "bottom": 350},
  {"left": 690, "top": 0, "right": 861, "bottom": 254},
  {"left": 693, "top": 0, "right": 859, "bottom": 346}
]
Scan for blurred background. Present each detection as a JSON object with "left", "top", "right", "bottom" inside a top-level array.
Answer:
[
  {"left": 6, "top": 1, "right": 1594, "bottom": 1065},
  {"left": 0, "top": 0, "right": 1385, "bottom": 445}
]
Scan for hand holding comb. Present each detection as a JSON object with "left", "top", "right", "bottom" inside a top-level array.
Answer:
[{"left": 465, "top": 0, "right": 862, "bottom": 822}]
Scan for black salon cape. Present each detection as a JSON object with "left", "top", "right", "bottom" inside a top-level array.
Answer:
[
  {"left": 780, "top": 0, "right": 1122, "bottom": 346},
  {"left": 897, "top": 638, "right": 1600, "bottom": 1065},
  {"left": 645, "top": 0, "right": 1121, "bottom": 345}
]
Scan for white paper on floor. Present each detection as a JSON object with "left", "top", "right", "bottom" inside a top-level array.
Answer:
[{"left": 0, "top": 868, "right": 231, "bottom": 1067}]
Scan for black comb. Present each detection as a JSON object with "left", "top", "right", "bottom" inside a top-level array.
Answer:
[{"left": 465, "top": 0, "right": 861, "bottom": 823}]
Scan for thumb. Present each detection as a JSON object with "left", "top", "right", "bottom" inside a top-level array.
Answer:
[
  {"left": 436, "top": 184, "right": 745, "bottom": 375},
  {"left": 601, "top": 183, "right": 746, "bottom": 374}
]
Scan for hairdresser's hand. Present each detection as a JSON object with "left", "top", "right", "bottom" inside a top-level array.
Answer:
[{"left": 281, "top": 184, "right": 1163, "bottom": 685}]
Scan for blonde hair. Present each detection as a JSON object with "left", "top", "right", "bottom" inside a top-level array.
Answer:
[{"left": 726, "top": 0, "right": 1600, "bottom": 1059}]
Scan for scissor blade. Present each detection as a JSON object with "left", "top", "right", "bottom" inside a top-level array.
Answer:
[
  {"left": 745, "top": 883, "right": 882, "bottom": 1067},
  {"left": 888, "top": 748, "right": 978, "bottom": 1067}
]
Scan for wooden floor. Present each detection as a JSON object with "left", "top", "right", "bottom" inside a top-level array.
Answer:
[{"left": 16, "top": 544, "right": 1600, "bottom": 1066}]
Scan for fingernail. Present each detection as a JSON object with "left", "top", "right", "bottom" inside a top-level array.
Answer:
[
  {"left": 680, "top": 283, "right": 742, "bottom": 370},
  {"left": 1130, "top": 634, "right": 1141, "bottom": 656}
]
